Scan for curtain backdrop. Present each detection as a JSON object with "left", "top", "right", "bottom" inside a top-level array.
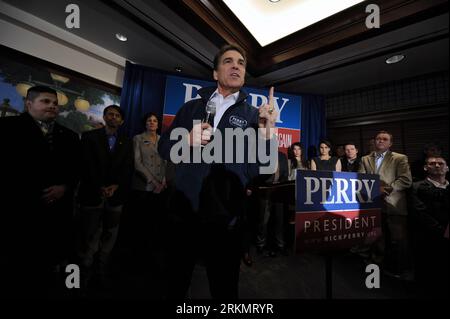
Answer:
[
  {"left": 301, "top": 94, "right": 327, "bottom": 161},
  {"left": 120, "top": 61, "right": 166, "bottom": 138},
  {"left": 120, "top": 61, "right": 326, "bottom": 157}
]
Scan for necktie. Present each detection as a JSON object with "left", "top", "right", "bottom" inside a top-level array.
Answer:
[
  {"left": 108, "top": 135, "right": 116, "bottom": 151},
  {"left": 38, "top": 121, "right": 50, "bottom": 135},
  {"left": 375, "top": 153, "right": 383, "bottom": 172},
  {"left": 37, "top": 121, "right": 54, "bottom": 150}
]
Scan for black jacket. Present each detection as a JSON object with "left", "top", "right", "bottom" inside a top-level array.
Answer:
[
  {"left": 78, "top": 127, "right": 133, "bottom": 206},
  {"left": 411, "top": 179, "right": 449, "bottom": 238},
  {"left": 0, "top": 113, "right": 80, "bottom": 257},
  {"left": 264, "top": 151, "right": 289, "bottom": 184},
  {"left": 159, "top": 86, "right": 276, "bottom": 225},
  {"left": 341, "top": 157, "right": 361, "bottom": 172}
]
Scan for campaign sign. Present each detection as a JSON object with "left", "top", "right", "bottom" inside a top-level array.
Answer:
[
  {"left": 163, "top": 75, "right": 301, "bottom": 152},
  {"left": 295, "top": 170, "right": 382, "bottom": 252}
]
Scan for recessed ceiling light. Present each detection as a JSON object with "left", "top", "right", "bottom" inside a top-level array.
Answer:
[
  {"left": 385, "top": 54, "right": 405, "bottom": 64},
  {"left": 115, "top": 33, "right": 127, "bottom": 42},
  {"left": 269, "top": 0, "right": 281, "bottom": 3}
]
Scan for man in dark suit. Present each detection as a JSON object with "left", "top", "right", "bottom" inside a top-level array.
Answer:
[
  {"left": 77, "top": 105, "right": 133, "bottom": 288},
  {"left": 0, "top": 86, "right": 80, "bottom": 298}
]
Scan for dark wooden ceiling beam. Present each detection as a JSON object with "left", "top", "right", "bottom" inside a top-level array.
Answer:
[{"left": 164, "top": 0, "right": 448, "bottom": 77}]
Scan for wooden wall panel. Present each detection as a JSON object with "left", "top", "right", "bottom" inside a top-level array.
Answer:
[{"left": 328, "top": 115, "right": 449, "bottom": 163}]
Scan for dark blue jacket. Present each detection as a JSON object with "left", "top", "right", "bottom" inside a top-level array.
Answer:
[{"left": 159, "top": 86, "right": 275, "bottom": 224}]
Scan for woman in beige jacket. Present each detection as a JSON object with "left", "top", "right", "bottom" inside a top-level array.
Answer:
[
  {"left": 127, "top": 112, "right": 166, "bottom": 268},
  {"left": 132, "top": 113, "right": 166, "bottom": 193}
]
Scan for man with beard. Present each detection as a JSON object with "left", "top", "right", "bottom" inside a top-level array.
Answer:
[{"left": 77, "top": 105, "right": 133, "bottom": 289}]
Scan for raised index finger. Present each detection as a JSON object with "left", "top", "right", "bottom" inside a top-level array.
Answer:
[{"left": 268, "top": 86, "right": 275, "bottom": 108}]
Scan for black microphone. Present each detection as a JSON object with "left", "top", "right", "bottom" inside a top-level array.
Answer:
[
  {"left": 203, "top": 99, "right": 216, "bottom": 127},
  {"left": 200, "top": 99, "right": 216, "bottom": 149}
]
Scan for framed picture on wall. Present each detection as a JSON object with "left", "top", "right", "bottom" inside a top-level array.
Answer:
[{"left": 0, "top": 45, "right": 121, "bottom": 135}]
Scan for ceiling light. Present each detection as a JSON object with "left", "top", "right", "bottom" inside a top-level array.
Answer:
[
  {"left": 385, "top": 54, "right": 405, "bottom": 64},
  {"left": 269, "top": 0, "right": 281, "bottom": 3},
  {"left": 174, "top": 66, "right": 183, "bottom": 73},
  {"left": 115, "top": 33, "right": 127, "bottom": 42}
]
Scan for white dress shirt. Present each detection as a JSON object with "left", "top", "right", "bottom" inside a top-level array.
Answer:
[
  {"left": 375, "top": 151, "right": 388, "bottom": 172},
  {"left": 209, "top": 90, "right": 239, "bottom": 130},
  {"left": 426, "top": 177, "right": 449, "bottom": 189}
]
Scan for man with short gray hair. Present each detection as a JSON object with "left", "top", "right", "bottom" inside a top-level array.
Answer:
[
  {"left": 158, "top": 44, "right": 278, "bottom": 299},
  {"left": 359, "top": 130, "right": 412, "bottom": 279}
]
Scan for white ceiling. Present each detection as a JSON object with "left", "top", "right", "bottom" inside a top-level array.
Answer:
[
  {"left": 2, "top": 0, "right": 449, "bottom": 95},
  {"left": 223, "top": 0, "right": 365, "bottom": 46}
]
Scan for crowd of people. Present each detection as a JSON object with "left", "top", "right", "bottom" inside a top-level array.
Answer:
[{"left": 0, "top": 44, "right": 448, "bottom": 300}]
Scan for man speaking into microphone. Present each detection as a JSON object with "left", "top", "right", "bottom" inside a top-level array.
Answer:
[{"left": 158, "top": 44, "right": 278, "bottom": 299}]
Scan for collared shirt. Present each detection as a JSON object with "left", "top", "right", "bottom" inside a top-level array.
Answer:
[
  {"left": 35, "top": 119, "right": 54, "bottom": 136},
  {"left": 107, "top": 134, "right": 117, "bottom": 151},
  {"left": 34, "top": 119, "right": 55, "bottom": 150},
  {"left": 375, "top": 151, "right": 388, "bottom": 172},
  {"left": 209, "top": 89, "right": 239, "bottom": 129},
  {"left": 426, "top": 177, "right": 449, "bottom": 189}
]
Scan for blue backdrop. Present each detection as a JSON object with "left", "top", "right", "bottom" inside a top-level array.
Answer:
[
  {"left": 120, "top": 61, "right": 166, "bottom": 137},
  {"left": 120, "top": 61, "right": 326, "bottom": 157}
]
